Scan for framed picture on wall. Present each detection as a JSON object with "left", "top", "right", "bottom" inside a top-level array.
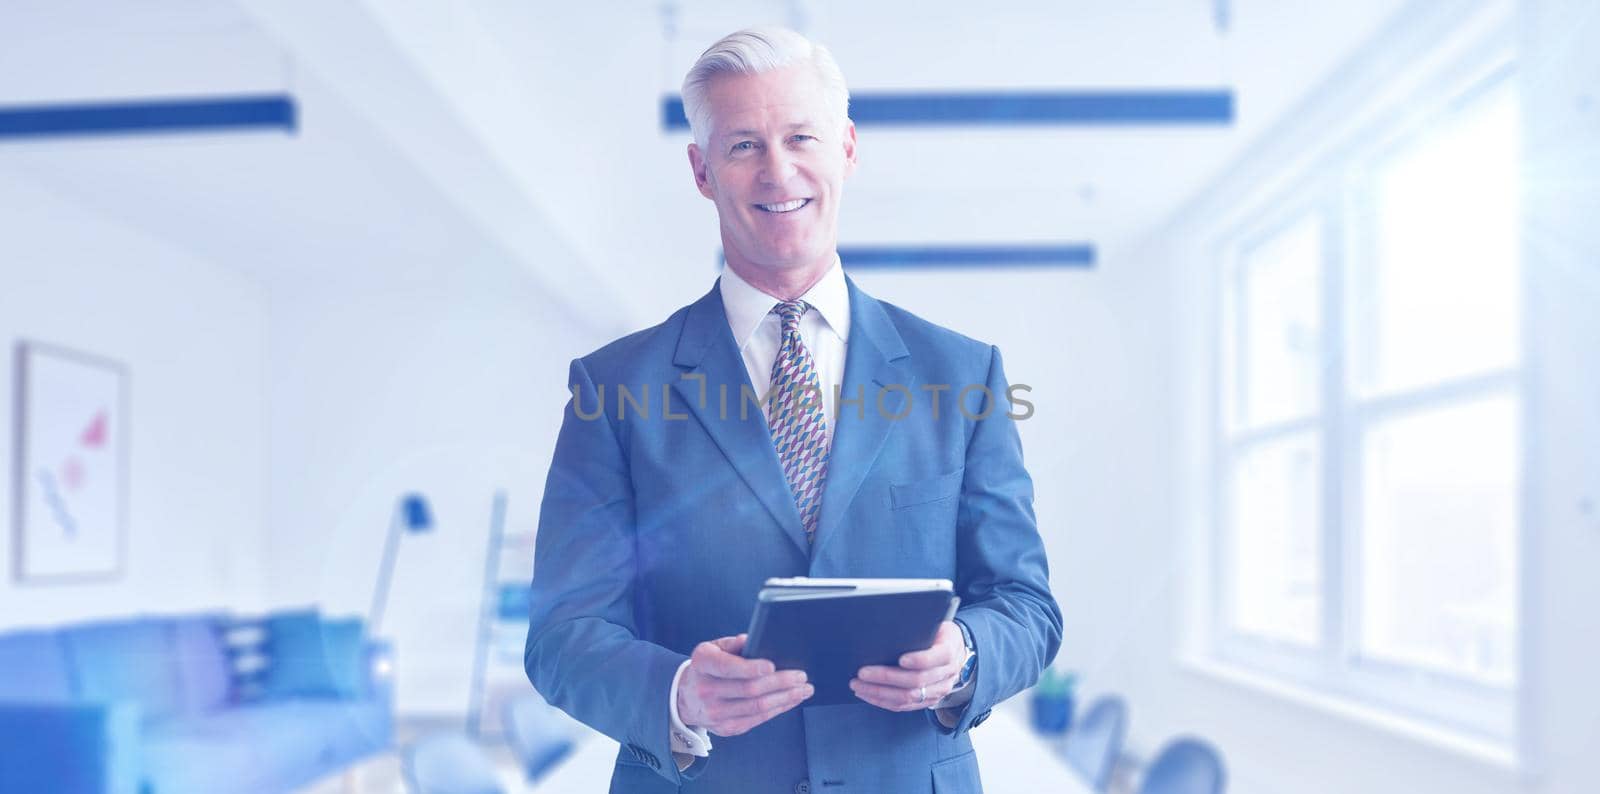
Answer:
[{"left": 11, "top": 341, "right": 129, "bottom": 583}]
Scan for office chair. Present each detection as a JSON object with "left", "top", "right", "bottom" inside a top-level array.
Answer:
[
  {"left": 401, "top": 732, "right": 505, "bottom": 794},
  {"left": 1063, "top": 695, "right": 1128, "bottom": 792},
  {"left": 1137, "top": 736, "right": 1227, "bottom": 794},
  {"left": 502, "top": 692, "right": 576, "bottom": 783}
]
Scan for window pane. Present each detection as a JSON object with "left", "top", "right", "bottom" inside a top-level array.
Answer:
[
  {"left": 1358, "top": 395, "right": 1518, "bottom": 686},
  {"left": 1228, "top": 215, "right": 1323, "bottom": 429},
  {"left": 1228, "top": 433, "right": 1322, "bottom": 645},
  {"left": 1352, "top": 84, "right": 1521, "bottom": 396}
]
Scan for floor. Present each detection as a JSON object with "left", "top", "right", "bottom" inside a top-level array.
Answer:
[
  {"left": 299, "top": 703, "right": 1094, "bottom": 793},
  {"left": 297, "top": 714, "right": 620, "bottom": 794}
]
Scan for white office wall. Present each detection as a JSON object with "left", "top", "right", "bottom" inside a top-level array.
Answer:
[
  {"left": 1514, "top": 0, "right": 1600, "bottom": 787},
  {"left": 262, "top": 259, "right": 611, "bottom": 715},
  {"left": 846, "top": 262, "right": 1175, "bottom": 694},
  {"left": 0, "top": 169, "right": 269, "bottom": 628}
]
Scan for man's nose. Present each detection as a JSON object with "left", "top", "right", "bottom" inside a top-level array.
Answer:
[{"left": 759, "top": 147, "right": 798, "bottom": 186}]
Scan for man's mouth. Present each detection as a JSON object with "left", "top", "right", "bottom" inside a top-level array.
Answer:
[{"left": 755, "top": 198, "right": 812, "bottom": 213}]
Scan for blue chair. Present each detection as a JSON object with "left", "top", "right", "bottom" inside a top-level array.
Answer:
[
  {"left": 502, "top": 693, "right": 576, "bottom": 783},
  {"left": 1138, "top": 736, "right": 1227, "bottom": 794},
  {"left": 1063, "top": 695, "right": 1127, "bottom": 792},
  {"left": 402, "top": 732, "right": 505, "bottom": 794}
]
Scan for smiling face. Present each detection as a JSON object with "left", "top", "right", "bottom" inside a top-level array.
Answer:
[{"left": 687, "top": 65, "right": 857, "bottom": 296}]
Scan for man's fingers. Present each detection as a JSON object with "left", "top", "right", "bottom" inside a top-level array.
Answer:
[
  {"left": 849, "top": 679, "right": 926, "bottom": 712},
  {"left": 925, "top": 671, "right": 960, "bottom": 698},
  {"left": 899, "top": 622, "right": 960, "bottom": 668},
  {"left": 856, "top": 663, "right": 952, "bottom": 689},
  {"left": 685, "top": 634, "right": 815, "bottom": 735},
  {"left": 710, "top": 682, "right": 814, "bottom": 720},
  {"left": 693, "top": 636, "right": 774, "bottom": 679},
  {"left": 699, "top": 670, "right": 807, "bottom": 703},
  {"left": 897, "top": 644, "right": 954, "bottom": 669},
  {"left": 850, "top": 671, "right": 960, "bottom": 712},
  {"left": 712, "top": 686, "right": 813, "bottom": 736}
]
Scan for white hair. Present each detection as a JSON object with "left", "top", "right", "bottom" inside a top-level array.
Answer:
[{"left": 681, "top": 25, "right": 850, "bottom": 149}]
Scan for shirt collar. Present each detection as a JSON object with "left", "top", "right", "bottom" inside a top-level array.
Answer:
[{"left": 719, "top": 254, "right": 850, "bottom": 349}]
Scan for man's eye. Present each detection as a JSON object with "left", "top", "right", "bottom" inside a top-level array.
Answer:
[
  {"left": 790, "top": 135, "right": 816, "bottom": 143},
  {"left": 732, "top": 141, "right": 756, "bottom": 152}
]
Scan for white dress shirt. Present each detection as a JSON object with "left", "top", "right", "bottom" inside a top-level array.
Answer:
[{"left": 719, "top": 255, "right": 850, "bottom": 436}]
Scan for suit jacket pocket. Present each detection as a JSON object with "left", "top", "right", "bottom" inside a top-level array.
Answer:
[
  {"left": 891, "top": 468, "right": 965, "bottom": 510},
  {"left": 931, "top": 749, "right": 983, "bottom": 793}
]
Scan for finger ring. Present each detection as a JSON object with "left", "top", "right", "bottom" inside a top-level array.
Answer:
[{"left": 917, "top": 685, "right": 927, "bottom": 703}]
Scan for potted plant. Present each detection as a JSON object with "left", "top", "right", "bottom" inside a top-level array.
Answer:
[{"left": 1029, "top": 666, "right": 1076, "bottom": 735}]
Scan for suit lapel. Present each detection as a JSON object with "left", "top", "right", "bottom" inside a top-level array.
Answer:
[
  {"left": 811, "top": 276, "right": 912, "bottom": 560},
  {"left": 672, "top": 284, "right": 812, "bottom": 556}
]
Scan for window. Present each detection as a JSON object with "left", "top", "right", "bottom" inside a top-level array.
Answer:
[
  {"left": 1221, "top": 213, "right": 1324, "bottom": 649},
  {"left": 1213, "top": 69, "right": 1521, "bottom": 741}
]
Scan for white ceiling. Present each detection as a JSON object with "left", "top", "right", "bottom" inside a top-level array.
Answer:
[{"left": 0, "top": 0, "right": 1409, "bottom": 331}]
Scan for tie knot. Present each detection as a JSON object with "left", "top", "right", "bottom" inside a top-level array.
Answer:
[{"left": 772, "top": 299, "right": 809, "bottom": 330}]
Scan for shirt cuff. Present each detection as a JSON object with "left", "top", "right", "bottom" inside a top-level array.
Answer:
[
  {"left": 932, "top": 676, "right": 975, "bottom": 727},
  {"left": 669, "top": 659, "right": 712, "bottom": 767}
]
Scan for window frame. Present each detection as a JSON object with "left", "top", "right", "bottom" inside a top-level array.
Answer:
[
  {"left": 1204, "top": 54, "right": 1523, "bottom": 746},
  {"left": 1214, "top": 192, "right": 1335, "bottom": 667}
]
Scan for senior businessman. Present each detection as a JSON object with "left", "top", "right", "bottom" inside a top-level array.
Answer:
[{"left": 524, "top": 25, "right": 1061, "bottom": 794}]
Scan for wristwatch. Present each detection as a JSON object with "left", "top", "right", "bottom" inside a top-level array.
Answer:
[
  {"left": 933, "top": 619, "right": 977, "bottom": 711},
  {"left": 952, "top": 618, "right": 977, "bottom": 689}
]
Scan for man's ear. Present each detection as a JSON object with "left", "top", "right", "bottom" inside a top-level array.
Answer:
[
  {"left": 841, "top": 120, "right": 858, "bottom": 178},
  {"left": 688, "top": 142, "right": 716, "bottom": 200}
]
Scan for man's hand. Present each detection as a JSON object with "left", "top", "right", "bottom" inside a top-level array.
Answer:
[
  {"left": 850, "top": 620, "right": 965, "bottom": 712},
  {"left": 678, "top": 634, "right": 814, "bottom": 736}
]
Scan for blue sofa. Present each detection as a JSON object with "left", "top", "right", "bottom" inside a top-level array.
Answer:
[{"left": 0, "top": 611, "right": 394, "bottom": 794}]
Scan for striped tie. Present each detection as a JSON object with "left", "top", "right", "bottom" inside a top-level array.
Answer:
[{"left": 767, "top": 300, "right": 830, "bottom": 544}]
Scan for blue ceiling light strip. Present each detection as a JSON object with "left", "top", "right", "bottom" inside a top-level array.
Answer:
[
  {"left": 839, "top": 244, "right": 1096, "bottom": 269},
  {"left": 663, "top": 90, "right": 1232, "bottom": 130},
  {"left": 844, "top": 91, "right": 1233, "bottom": 126},
  {"left": 0, "top": 95, "right": 297, "bottom": 141}
]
